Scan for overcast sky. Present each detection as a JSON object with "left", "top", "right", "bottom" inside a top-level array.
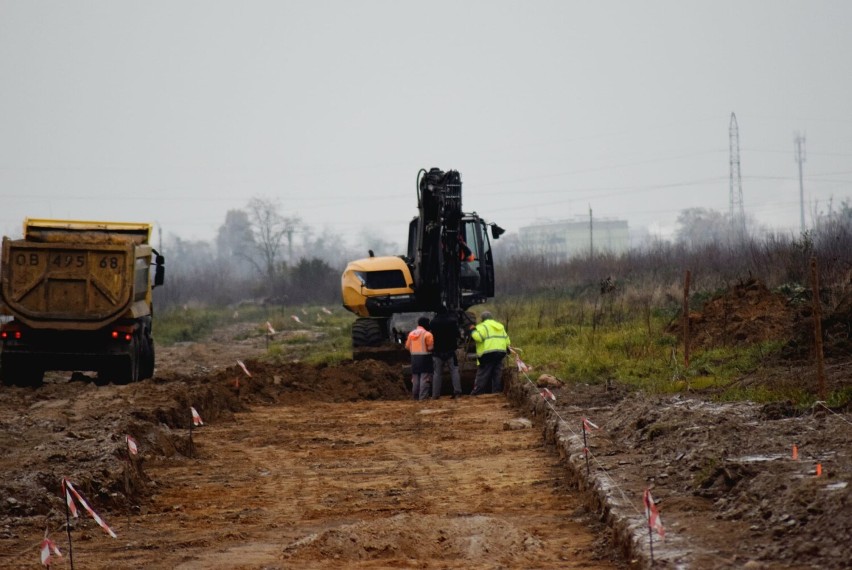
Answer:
[{"left": 1, "top": 1, "right": 850, "bottom": 250}]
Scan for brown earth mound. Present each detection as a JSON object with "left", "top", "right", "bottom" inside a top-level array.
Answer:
[{"left": 670, "top": 278, "right": 797, "bottom": 349}]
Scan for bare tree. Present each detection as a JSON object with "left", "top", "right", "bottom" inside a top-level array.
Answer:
[{"left": 245, "top": 196, "right": 301, "bottom": 282}]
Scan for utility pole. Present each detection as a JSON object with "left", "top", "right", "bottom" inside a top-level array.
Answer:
[
  {"left": 589, "top": 206, "right": 593, "bottom": 258},
  {"left": 729, "top": 112, "right": 745, "bottom": 241},
  {"left": 795, "top": 132, "right": 807, "bottom": 233}
]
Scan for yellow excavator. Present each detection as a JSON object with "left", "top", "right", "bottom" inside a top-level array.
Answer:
[{"left": 341, "top": 167, "right": 503, "bottom": 358}]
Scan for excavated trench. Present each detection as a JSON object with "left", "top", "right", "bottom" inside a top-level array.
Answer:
[{"left": 0, "top": 359, "right": 623, "bottom": 569}]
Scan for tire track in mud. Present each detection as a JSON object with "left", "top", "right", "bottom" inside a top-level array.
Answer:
[{"left": 42, "top": 393, "right": 619, "bottom": 569}]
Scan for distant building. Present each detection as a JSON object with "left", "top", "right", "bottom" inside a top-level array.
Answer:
[{"left": 519, "top": 218, "right": 629, "bottom": 260}]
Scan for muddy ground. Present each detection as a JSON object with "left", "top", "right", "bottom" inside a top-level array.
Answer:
[
  {"left": 0, "top": 284, "right": 850, "bottom": 569},
  {"left": 0, "top": 326, "right": 619, "bottom": 569}
]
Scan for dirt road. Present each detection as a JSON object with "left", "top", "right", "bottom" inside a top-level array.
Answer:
[
  {"left": 0, "top": 331, "right": 619, "bottom": 569},
  {"left": 139, "top": 395, "right": 614, "bottom": 569}
]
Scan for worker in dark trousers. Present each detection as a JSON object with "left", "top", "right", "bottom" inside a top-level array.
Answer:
[
  {"left": 470, "top": 311, "right": 511, "bottom": 395},
  {"left": 430, "top": 309, "right": 462, "bottom": 399}
]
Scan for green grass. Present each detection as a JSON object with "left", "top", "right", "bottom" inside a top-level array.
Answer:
[
  {"left": 154, "top": 308, "right": 222, "bottom": 344},
  {"left": 155, "top": 304, "right": 354, "bottom": 367},
  {"left": 488, "top": 294, "right": 848, "bottom": 406},
  {"left": 156, "top": 295, "right": 849, "bottom": 407}
]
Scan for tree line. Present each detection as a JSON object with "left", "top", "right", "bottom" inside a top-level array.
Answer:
[
  {"left": 498, "top": 201, "right": 852, "bottom": 311},
  {"left": 145, "top": 197, "right": 852, "bottom": 311},
  {"left": 4, "top": 198, "right": 847, "bottom": 313}
]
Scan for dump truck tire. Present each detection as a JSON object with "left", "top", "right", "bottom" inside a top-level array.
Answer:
[
  {"left": 114, "top": 347, "right": 140, "bottom": 385},
  {"left": 0, "top": 356, "right": 43, "bottom": 388},
  {"left": 140, "top": 337, "right": 155, "bottom": 380}
]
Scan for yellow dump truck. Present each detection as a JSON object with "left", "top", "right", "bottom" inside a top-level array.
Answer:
[{"left": 0, "top": 218, "right": 165, "bottom": 387}]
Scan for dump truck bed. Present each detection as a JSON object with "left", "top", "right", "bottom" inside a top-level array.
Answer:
[{"left": 0, "top": 219, "right": 154, "bottom": 330}]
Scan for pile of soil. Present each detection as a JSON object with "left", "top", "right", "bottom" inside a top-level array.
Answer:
[
  {"left": 663, "top": 277, "right": 852, "bottom": 396},
  {"left": 670, "top": 278, "right": 798, "bottom": 349}
]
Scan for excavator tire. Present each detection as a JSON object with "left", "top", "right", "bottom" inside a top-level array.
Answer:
[{"left": 352, "top": 318, "right": 385, "bottom": 347}]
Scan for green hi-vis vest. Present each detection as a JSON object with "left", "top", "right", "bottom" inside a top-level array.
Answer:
[{"left": 471, "top": 319, "right": 510, "bottom": 357}]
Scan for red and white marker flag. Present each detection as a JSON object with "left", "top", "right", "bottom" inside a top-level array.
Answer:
[
  {"left": 515, "top": 357, "right": 531, "bottom": 373},
  {"left": 236, "top": 359, "right": 252, "bottom": 377},
  {"left": 291, "top": 315, "right": 302, "bottom": 324},
  {"left": 643, "top": 488, "right": 665, "bottom": 538},
  {"left": 62, "top": 478, "right": 78, "bottom": 518},
  {"left": 191, "top": 406, "right": 204, "bottom": 426},
  {"left": 582, "top": 417, "right": 599, "bottom": 432},
  {"left": 266, "top": 321, "right": 276, "bottom": 335},
  {"left": 540, "top": 388, "right": 556, "bottom": 402},
  {"left": 62, "top": 479, "right": 117, "bottom": 538},
  {"left": 40, "top": 537, "right": 62, "bottom": 566},
  {"left": 126, "top": 435, "right": 138, "bottom": 456}
]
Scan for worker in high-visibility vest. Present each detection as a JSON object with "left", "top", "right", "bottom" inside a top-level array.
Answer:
[
  {"left": 405, "top": 316, "right": 434, "bottom": 400},
  {"left": 469, "top": 311, "right": 511, "bottom": 395}
]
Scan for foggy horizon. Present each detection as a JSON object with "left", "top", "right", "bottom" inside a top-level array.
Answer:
[{"left": 2, "top": 1, "right": 850, "bottom": 251}]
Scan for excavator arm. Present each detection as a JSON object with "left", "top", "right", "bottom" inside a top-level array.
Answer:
[{"left": 410, "top": 168, "right": 464, "bottom": 313}]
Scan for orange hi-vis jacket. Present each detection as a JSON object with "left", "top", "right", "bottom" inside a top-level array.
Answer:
[{"left": 405, "top": 326, "right": 434, "bottom": 355}]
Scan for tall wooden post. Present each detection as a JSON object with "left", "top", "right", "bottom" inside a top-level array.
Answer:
[
  {"left": 810, "top": 257, "right": 826, "bottom": 400},
  {"left": 683, "top": 270, "right": 691, "bottom": 368}
]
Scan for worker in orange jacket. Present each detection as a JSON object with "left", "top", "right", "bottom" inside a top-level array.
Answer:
[{"left": 405, "top": 316, "right": 434, "bottom": 400}]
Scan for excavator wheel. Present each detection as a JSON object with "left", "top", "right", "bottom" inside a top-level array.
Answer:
[{"left": 351, "top": 318, "right": 385, "bottom": 347}]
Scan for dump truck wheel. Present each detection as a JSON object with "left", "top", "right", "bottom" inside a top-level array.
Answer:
[
  {"left": 0, "top": 365, "right": 15, "bottom": 387},
  {"left": 114, "top": 350, "right": 139, "bottom": 385},
  {"left": 110, "top": 337, "right": 140, "bottom": 385},
  {"left": 352, "top": 318, "right": 385, "bottom": 347},
  {"left": 0, "top": 357, "right": 43, "bottom": 388},
  {"left": 111, "top": 360, "right": 135, "bottom": 385},
  {"left": 0, "top": 361, "right": 11, "bottom": 386},
  {"left": 139, "top": 337, "right": 155, "bottom": 380}
]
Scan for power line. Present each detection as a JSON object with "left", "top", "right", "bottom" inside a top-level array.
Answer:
[{"left": 468, "top": 149, "right": 727, "bottom": 190}]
